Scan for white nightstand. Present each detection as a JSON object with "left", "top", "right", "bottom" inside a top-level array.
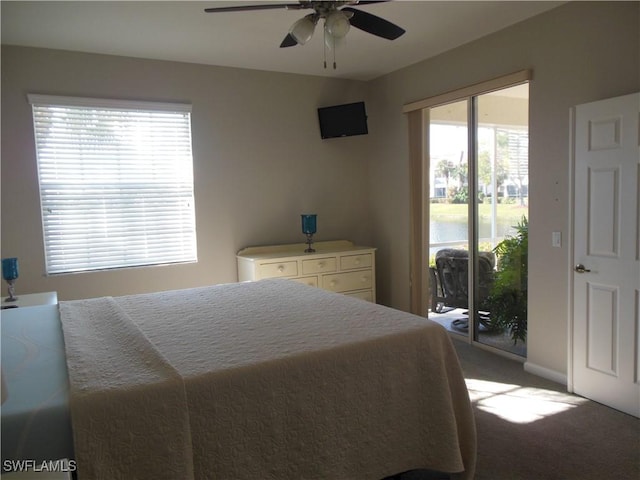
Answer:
[{"left": 1, "top": 292, "right": 58, "bottom": 309}]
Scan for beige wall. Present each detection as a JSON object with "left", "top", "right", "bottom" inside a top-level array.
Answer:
[
  {"left": 367, "top": 1, "right": 639, "bottom": 376},
  {"left": 1, "top": 47, "right": 373, "bottom": 300}
]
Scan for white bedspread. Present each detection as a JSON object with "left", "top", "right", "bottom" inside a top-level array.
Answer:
[{"left": 59, "top": 279, "right": 476, "bottom": 480}]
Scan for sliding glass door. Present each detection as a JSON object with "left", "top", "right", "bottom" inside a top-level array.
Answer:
[
  {"left": 428, "top": 100, "right": 470, "bottom": 333},
  {"left": 474, "top": 85, "right": 528, "bottom": 355},
  {"left": 427, "top": 84, "right": 529, "bottom": 357}
]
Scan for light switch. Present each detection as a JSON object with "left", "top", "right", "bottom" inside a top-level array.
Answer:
[{"left": 552, "top": 231, "right": 562, "bottom": 248}]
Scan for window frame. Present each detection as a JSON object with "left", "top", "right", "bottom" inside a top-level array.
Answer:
[{"left": 28, "top": 94, "right": 198, "bottom": 275}]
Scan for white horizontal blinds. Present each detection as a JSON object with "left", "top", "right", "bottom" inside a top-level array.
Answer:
[{"left": 29, "top": 95, "right": 197, "bottom": 274}]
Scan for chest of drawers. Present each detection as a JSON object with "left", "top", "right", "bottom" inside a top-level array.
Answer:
[{"left": 237, "top": 240, "right": 376, "bottom": 302}]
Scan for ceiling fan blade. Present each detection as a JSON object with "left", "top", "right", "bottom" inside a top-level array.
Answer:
[
  {"left": 351, "top": 1, "right": 391, "bottom": 5},
  {"left": 280, "top": 33, "right": 298, "bottom": 48},
  {"left": 204, "top": 3, "right": 304, "bottom": 13},
  {"left": 341, "top": 7, "right": 405, "bottom": 40}
]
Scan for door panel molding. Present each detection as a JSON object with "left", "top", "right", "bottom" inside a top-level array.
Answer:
[
  {"left": 587, "top": 166, "right": 619, "bottom": 257},
  {"left": 586, "top": 282, "right": 618, "bottom": 376},
  {"left": 588, "top": 117, "right": 621, "bottom": 151}
]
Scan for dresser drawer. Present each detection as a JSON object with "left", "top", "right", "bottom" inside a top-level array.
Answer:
[
  {"left": 340, "top": 253, "right": 372, "bottom": 270},
  {"left": 322, "top": 270, "right": 373, "bottom": 293},
  {"left": 258, "top": 261, "right": 298, "bottom": 278},
  {"left": 344, "top": 290, "right": 374, "bottom": 302},
  {"left": 291, "top": 276, "right": 318, "bottom": 288},
  {"left": 302, "top": 257, "right": 337, "bottom": 275}
]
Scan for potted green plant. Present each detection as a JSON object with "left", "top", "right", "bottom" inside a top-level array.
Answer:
[{"left": 488, "top": 216, "right": 528, "bottom": 344}]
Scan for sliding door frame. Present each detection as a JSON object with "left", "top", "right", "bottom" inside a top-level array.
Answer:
[
  {"left": 407, "top": 108, "right": 429, "bottom": 316},
  {"left": 404, "top": 70, "right": 531, "bottom": 336}
]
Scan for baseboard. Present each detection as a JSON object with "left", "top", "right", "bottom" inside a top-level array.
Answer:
[{"left": 524, "top": 361, "right": 567, "bottom": 386}]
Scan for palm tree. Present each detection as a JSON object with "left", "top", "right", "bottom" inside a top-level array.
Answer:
[
  {"left": 478, "top": 150, "right": 508, "bottom": 198},
  {"left": 435, "top": 159, "right": 456, "bottom": 199}
]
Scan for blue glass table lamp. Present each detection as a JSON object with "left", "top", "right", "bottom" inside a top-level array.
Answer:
[
  {"left": 301, "top": 214, "right": 317, "bottom": 253},
  {"left": 2, "top": 257, "right": 19, "bottom": 302}
]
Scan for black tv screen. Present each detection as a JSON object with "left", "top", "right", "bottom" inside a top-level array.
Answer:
[{"left": 317, "top": 101, "right": 368, "bottom": 139}]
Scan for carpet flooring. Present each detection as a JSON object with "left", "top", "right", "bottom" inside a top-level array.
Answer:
[
  {"left": 386, "top": 338, "right": 639, "bottom": 480},
  {"left": 455, "top": 339, "right": 638, "bottom": 479}
]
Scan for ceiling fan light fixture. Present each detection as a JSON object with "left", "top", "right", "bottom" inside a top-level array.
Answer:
[
  {"left": 290, "top": 14, "right": 317, "bottom": 45},
  {"left": 325, "top": 10, "right": 350, "bottom": 38},
  {"left": 324, "top": 30, "right": 345, "bottom": 51}
]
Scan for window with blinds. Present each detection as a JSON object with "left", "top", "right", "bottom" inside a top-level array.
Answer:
[{"left": 28, "top": 94, "right": 198, "bottom": 275}]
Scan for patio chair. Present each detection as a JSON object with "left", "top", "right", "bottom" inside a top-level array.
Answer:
[{"left": 429, "top": 248, "right": 496, "bottom": 330}]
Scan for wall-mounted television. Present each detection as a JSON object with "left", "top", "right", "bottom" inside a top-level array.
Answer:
[{"left": 317, "top": 101, "right": 368, "bottom": 139}]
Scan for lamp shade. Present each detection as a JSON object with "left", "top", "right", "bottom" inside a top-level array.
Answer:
[
  {"left": 301, "top": 214, "right": 317, "bottom": 235},
  {"left": 324, "top": 31, "right": 346, "bottom": 51},
  {"left": 1, "top": 258, "right": 18, "bottom": 281},
  {"left": 325, "top": 10, "right": 350, "bottom": 38},
  {"left": 290, "top": 15, "right": 317, "bottom": 45}
]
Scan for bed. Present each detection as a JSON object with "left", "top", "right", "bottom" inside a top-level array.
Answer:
[{"left": 2, "top": 279, "right": 476, "bottom": 479}]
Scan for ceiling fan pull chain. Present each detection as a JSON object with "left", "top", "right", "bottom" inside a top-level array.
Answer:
[
  {"left": 323, "top": 27, "right": 328, "bottom": 69},
  {"left": 332, "top": 35, "right": 337, "bottom": 69}
]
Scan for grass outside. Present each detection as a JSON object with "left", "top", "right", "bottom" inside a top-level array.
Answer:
[{"left": 430, "top": 202, "right": 528, "bottom": 225}]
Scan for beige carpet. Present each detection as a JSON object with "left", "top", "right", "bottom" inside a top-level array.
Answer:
[
  {"left": 451, "top": 338, "right": 639, "bottom": 480},
  {"left": 387, "top": 338, "right": 639, "bottom": 480}
]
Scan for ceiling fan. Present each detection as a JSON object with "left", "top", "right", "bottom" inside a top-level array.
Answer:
[{"left": 204, "top": 1, "right": 406, "bottom": 68}]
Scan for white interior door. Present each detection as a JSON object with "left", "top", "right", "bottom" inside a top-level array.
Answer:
[{"left": 571, "top": 92, "right": 639, "bottom": 417}]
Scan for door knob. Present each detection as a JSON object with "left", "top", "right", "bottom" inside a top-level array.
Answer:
[{"left": 575, "top": 264, "right": 591, "bottom": 273}]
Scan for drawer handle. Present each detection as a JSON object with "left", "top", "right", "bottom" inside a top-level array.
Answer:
[
  {"left": 330, "top": 280, "right": 337, "bottom": 287},
  {"left": 354, "top": 258, "right": 361, "bottom": 265},
  {"left": 361, "top": 276, "right": 368, "bottom": 283},
  {"left": 318, "top": 261, "right": 325, "bottom": 268},
  {"left": 277, "top": 265, "right": 285, "bottom": 272}
]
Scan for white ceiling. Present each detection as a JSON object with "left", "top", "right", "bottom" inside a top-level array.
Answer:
[{"left": 1, "top": 1, "right": 564, "bottom": 81}]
